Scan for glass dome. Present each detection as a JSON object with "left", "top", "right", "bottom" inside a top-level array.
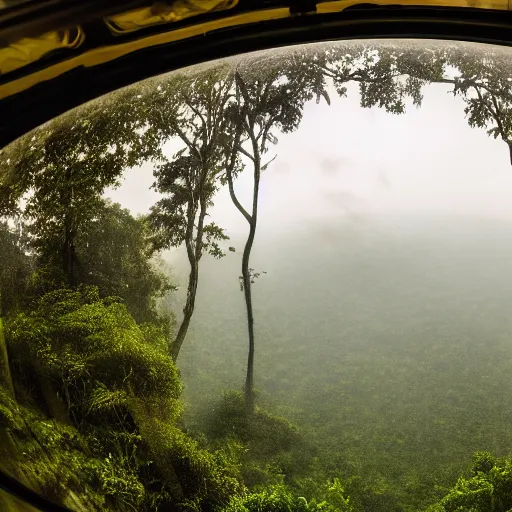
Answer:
[{"left": 1, "top": 38, "right": 512, "bottom": 511}]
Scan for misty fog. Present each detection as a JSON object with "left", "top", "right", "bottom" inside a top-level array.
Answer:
[{"left": 104, "top": 54, "right": 512, "bottom": 507}]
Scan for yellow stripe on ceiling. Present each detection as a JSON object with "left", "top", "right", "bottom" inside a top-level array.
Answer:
[
  {"left": 0, "top": 28, "right": 85, "bottom": 75},
  {"left": 0, "top": 8, "right": 289, "bottom": 101},
  {"left": 106, "top": 0, "right": 240, "bottom": 34},
  {"left": 0, "top": 0, "right": 509, "bottom": 101},
  {"left": 318, "top": 0, "right": 509, "bottom": 11}
]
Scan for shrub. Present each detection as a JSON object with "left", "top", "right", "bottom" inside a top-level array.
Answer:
[
  {"left": 222, "top": 479, "right": 353, "bottom": 512},
  {"left": 6, "top": 286, "right": 182, "bottom": 425},
  {"left": 204, "top": 391, "right": 313, "bottom": 487},
  {"left": 427, "top": 451, "right": 512, "bottom": 512}
]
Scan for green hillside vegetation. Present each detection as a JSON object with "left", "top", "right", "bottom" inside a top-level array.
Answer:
[{"left": 179, "top": 217, "right": 512, "bottom": 511}]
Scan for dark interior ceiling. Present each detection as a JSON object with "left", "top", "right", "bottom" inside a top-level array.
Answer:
[{"left": 0, "top": 1, "right": 511, "bottom": 147}]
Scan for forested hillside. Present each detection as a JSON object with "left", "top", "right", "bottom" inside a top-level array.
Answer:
[{"left": 178, "top": 215, "right": 512, "bottom": 510}]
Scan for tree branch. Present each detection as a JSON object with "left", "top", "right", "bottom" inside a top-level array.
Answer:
[
  {"left": 491, "top": 94, "right": 508, "bottom": 141},
  {"left": 261, "top": 153, "right": 277, "bottom": 171},
  {"left": 225, "top": 129, "right": 252, "bottom": 225},
  {"left": 237, "top": 144, "right": 255, "bottom": 162},
  {"left": 183, "top": 97, "right": 208, "bottom": 149},
  {"left": 170, "top": 119, "right": 202, "bottom": 163},
  {"left": 260, "top": 115, "right": 278, "bottom": 154}
]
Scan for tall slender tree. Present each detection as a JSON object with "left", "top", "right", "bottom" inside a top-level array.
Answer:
[
  {"left": 147, "top": 68, "right": 234, "bottom": 361},
  {"left": 223, "top": 52, "right": 330, "bottom": 410}
]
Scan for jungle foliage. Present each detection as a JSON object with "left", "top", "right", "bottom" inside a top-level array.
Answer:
[{"left": 1, "top": 40, "right": 512, "bottom": 511}]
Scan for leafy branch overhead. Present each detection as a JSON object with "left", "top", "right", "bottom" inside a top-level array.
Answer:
[
  {"left": 239, "top": 268, "right": 267, "bottom": 291},
  {"left": 203, "top": 222, "right": 229, "bottom": 258}
]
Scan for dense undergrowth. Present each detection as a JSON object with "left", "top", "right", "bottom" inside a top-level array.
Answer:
[
  {"left": 2, "top": 286, "right": 511, "bottom": 512},
  {"left": 0, "top": 286, "right": 357, "bottom": 511}
]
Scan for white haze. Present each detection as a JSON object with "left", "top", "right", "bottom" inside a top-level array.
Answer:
[{"left": 107, "top": 78, "right": 512, "bottom": 242}]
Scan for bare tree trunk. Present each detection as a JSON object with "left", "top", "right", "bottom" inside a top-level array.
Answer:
[
  {"left": 242, "top": 222, "right": 256, "bottom": 411},
  {"left": 170, "top": 192, "right": 206, "bottom": 362},
  {"left": 0, "top": 317, "right": 15, "bottom": 399},
  {"left": 61, "top": 168, "right": 76, "bottom": 287},
  {"left": 243, "top": 147, "right": 260, "bottom": 412},
  {"left": 170, "top": 259, "right": 198, "bottom": 362},
  {"left": 226, "top": 124, "right": 260, "bottom": 412}
]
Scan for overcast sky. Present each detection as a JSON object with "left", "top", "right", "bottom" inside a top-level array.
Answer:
[{"left": 106, "top": 46, "right": 512, "bottom": 243}]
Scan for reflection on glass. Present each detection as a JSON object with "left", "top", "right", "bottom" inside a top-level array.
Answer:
[
  {"left": 0, "top": 487, "right": 40, "bottom": 512},
  {"left": 1, "top": 39, "right": 512, "bottom": 511}
]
